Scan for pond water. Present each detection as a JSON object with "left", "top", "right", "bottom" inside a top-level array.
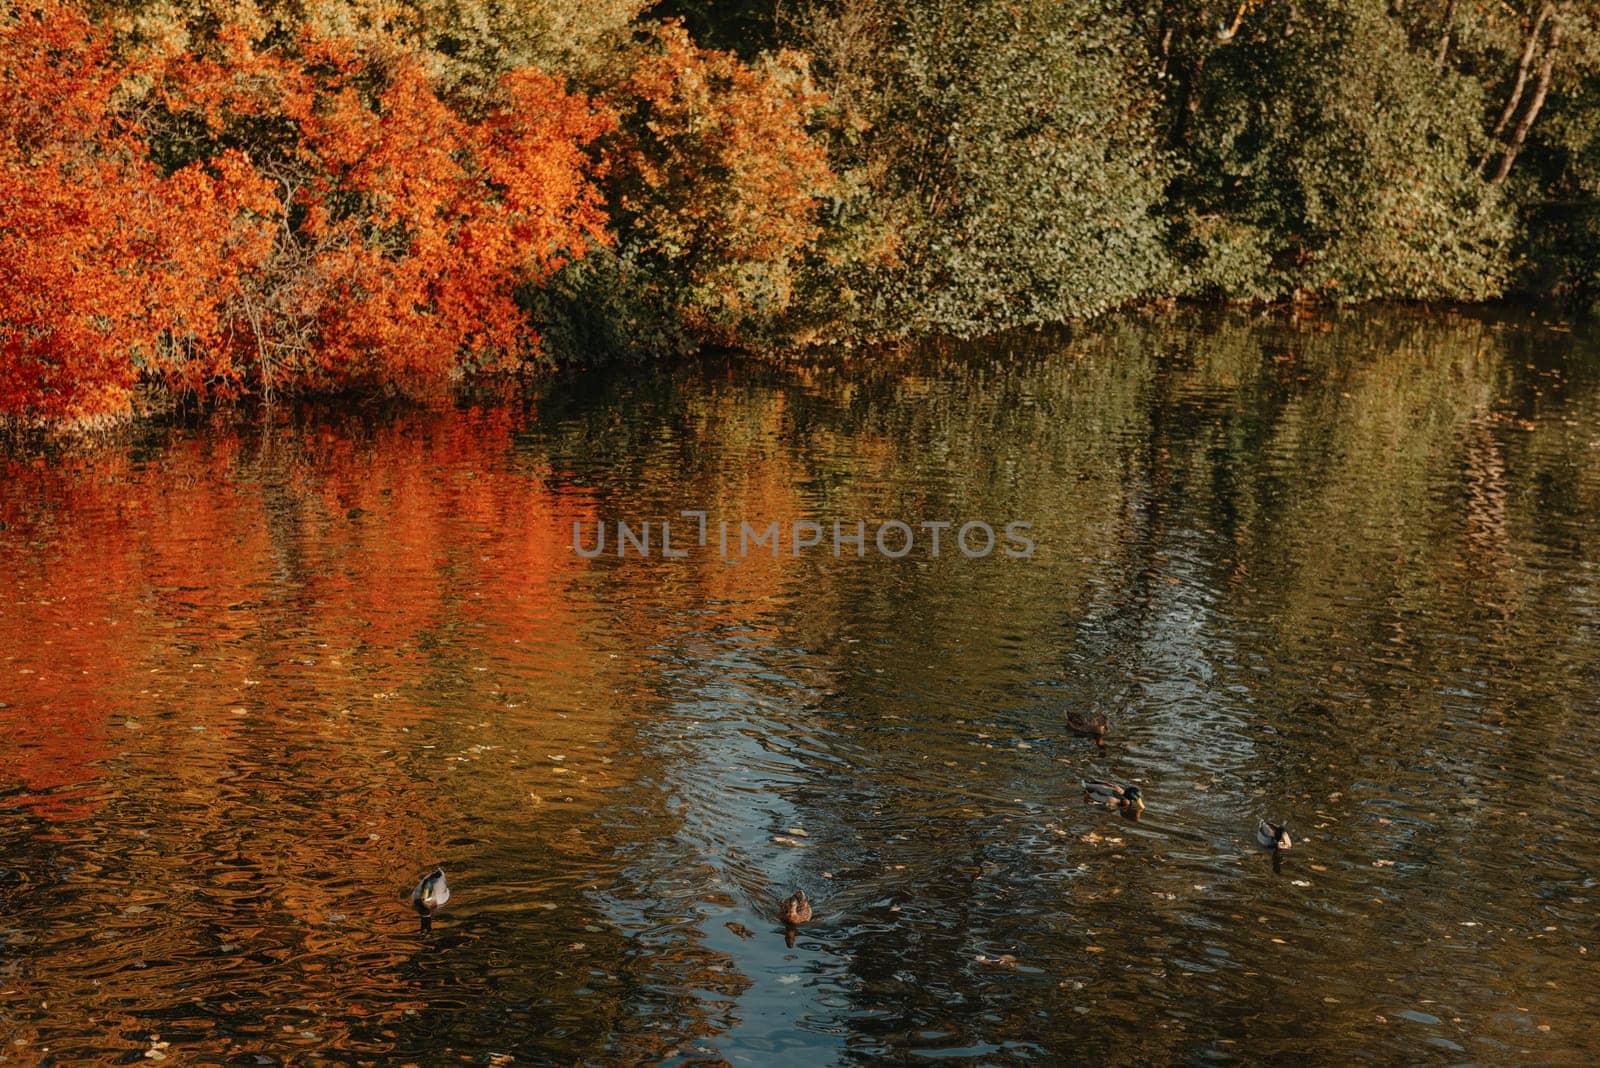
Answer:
[{"left": 2, "top": 308, "right": 1597, "bottom": 1064}]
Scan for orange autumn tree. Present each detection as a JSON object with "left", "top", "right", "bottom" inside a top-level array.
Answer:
[
  {"left": 0, "top": 4, "right": 613, "bottom": 426},
  {"left": 153, "top": 26, "right": 613, "bottom": 399},
  {"left": 603, "top": 23, "right": 836, "bottom": 348},
  {"left": 0, "top": 3, "right": 271, "bottom": 427}
]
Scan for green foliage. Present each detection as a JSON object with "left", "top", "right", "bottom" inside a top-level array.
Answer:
[
  {"left": 804, "top": 0, "right": 1171, "bottom": 339},
  {"left": 1167, "top": 0, "right": 1515, "bottom": 301},
  {"left": 81, "top": 0, "right": 650, "bottom": 92},
  {"left": 521, "top": 248, "right": 697, "bottom": 366}
]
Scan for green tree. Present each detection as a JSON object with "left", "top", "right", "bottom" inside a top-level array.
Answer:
[
  {"left": 803, "top": 0, "right": 1171, "bottom": 339},
  {"left": 1157, "top": 0, "right": 1515, "bottom": 301}
]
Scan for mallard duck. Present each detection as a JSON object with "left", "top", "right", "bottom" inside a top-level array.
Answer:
[
  {"left": 1083, "top": 780, "right": 1144, "bottom": 817},
  {"left": 411, "top": 867, "right": 450, "bottom": 914},
  {"left": 1066, "top": 711, "right": 1108, "bottom": 744},
  {"left": 779, "top": 889, "right": 812, "bottom": 926},
  {"left": 1256, "top": 820, "right": 1292, "bottom": 852}
]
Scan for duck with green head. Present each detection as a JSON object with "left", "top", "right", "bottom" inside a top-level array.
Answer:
[
  {"left": 411, "top": 867, "right": 449, "bottom": 931},
  {"left": 1083, "top": 780, "right": 1144, "bottom": 818}
]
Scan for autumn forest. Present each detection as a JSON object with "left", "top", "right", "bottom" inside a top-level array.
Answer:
[{"left": 3, "top": 0, "right": 1599, "bottom": 428}]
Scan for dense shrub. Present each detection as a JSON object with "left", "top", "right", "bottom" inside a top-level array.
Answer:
[
  {"left": 0, "top": 2, "right": 611, "bottom": 424},
  {"left": 804, "top": 0, "right": 1171, "bottom": 340},
  {"left": 88, "top": 0, "right": 650, "bottom": 92},
  {"left": 527, "top": 23, "right": 841, "bottom": 363},
  {"left": 1165, "top": 0, "right": 1516, "bottom": 301},
  {"left": 0, "top": 3, "right": 271, "bottom": 426},
  {"left": 156, "top": 32, "right": 611, "bottom": 395}
]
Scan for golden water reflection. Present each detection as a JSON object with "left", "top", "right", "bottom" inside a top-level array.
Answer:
[{"left": 2, "top": 307, "right": 1597, "bottom": 1063}]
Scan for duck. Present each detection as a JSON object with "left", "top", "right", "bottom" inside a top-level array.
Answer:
[
  {"left": 1065, "top": 710, "right": 1108, "bottom": 744},
  {"left": 411, "top": 867, "right": 450, "bottom": 915},
  {"left": 1256, "top": 820, "right": 1292, "bottom": 852},
  {"left": 1083, "top": 780, "right": 1144, "bottom": 817},
  {"left": 779, "top": 889, "right": 812, "bottom": 927}
]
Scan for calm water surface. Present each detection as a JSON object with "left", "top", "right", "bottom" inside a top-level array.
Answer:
[{"left": 2, "top": 308, "right": 1598, "bottom": 1064}]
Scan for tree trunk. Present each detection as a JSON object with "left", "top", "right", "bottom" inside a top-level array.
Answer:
[
  {"left": 1490, "top": 21, "right": 1561, "bottom": 185},
  {"left": 1478, "top": 3, "right": 1550, "bottom": 172}
]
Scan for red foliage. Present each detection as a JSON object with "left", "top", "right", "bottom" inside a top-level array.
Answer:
[
  {"left": 0, "top": 4, "right": 612, "bottom": 425},
  {"left": 150, "top": 31, "right": 612, "bottom": 397},
  {"left": 0, "top": 3, "right": 271, "bottom": 426}
]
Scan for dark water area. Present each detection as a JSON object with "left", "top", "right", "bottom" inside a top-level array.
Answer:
[{"left": 1, "top": 307, "right": 1597, "bottom": 1064}]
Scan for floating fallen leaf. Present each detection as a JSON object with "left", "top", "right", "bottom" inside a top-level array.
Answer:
[
  {"left": 1372, "top": 859, "right": 1395, "bottom": 867},
  {"left": 785, "top": 828, "right": 810, "bottom": 838}
]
